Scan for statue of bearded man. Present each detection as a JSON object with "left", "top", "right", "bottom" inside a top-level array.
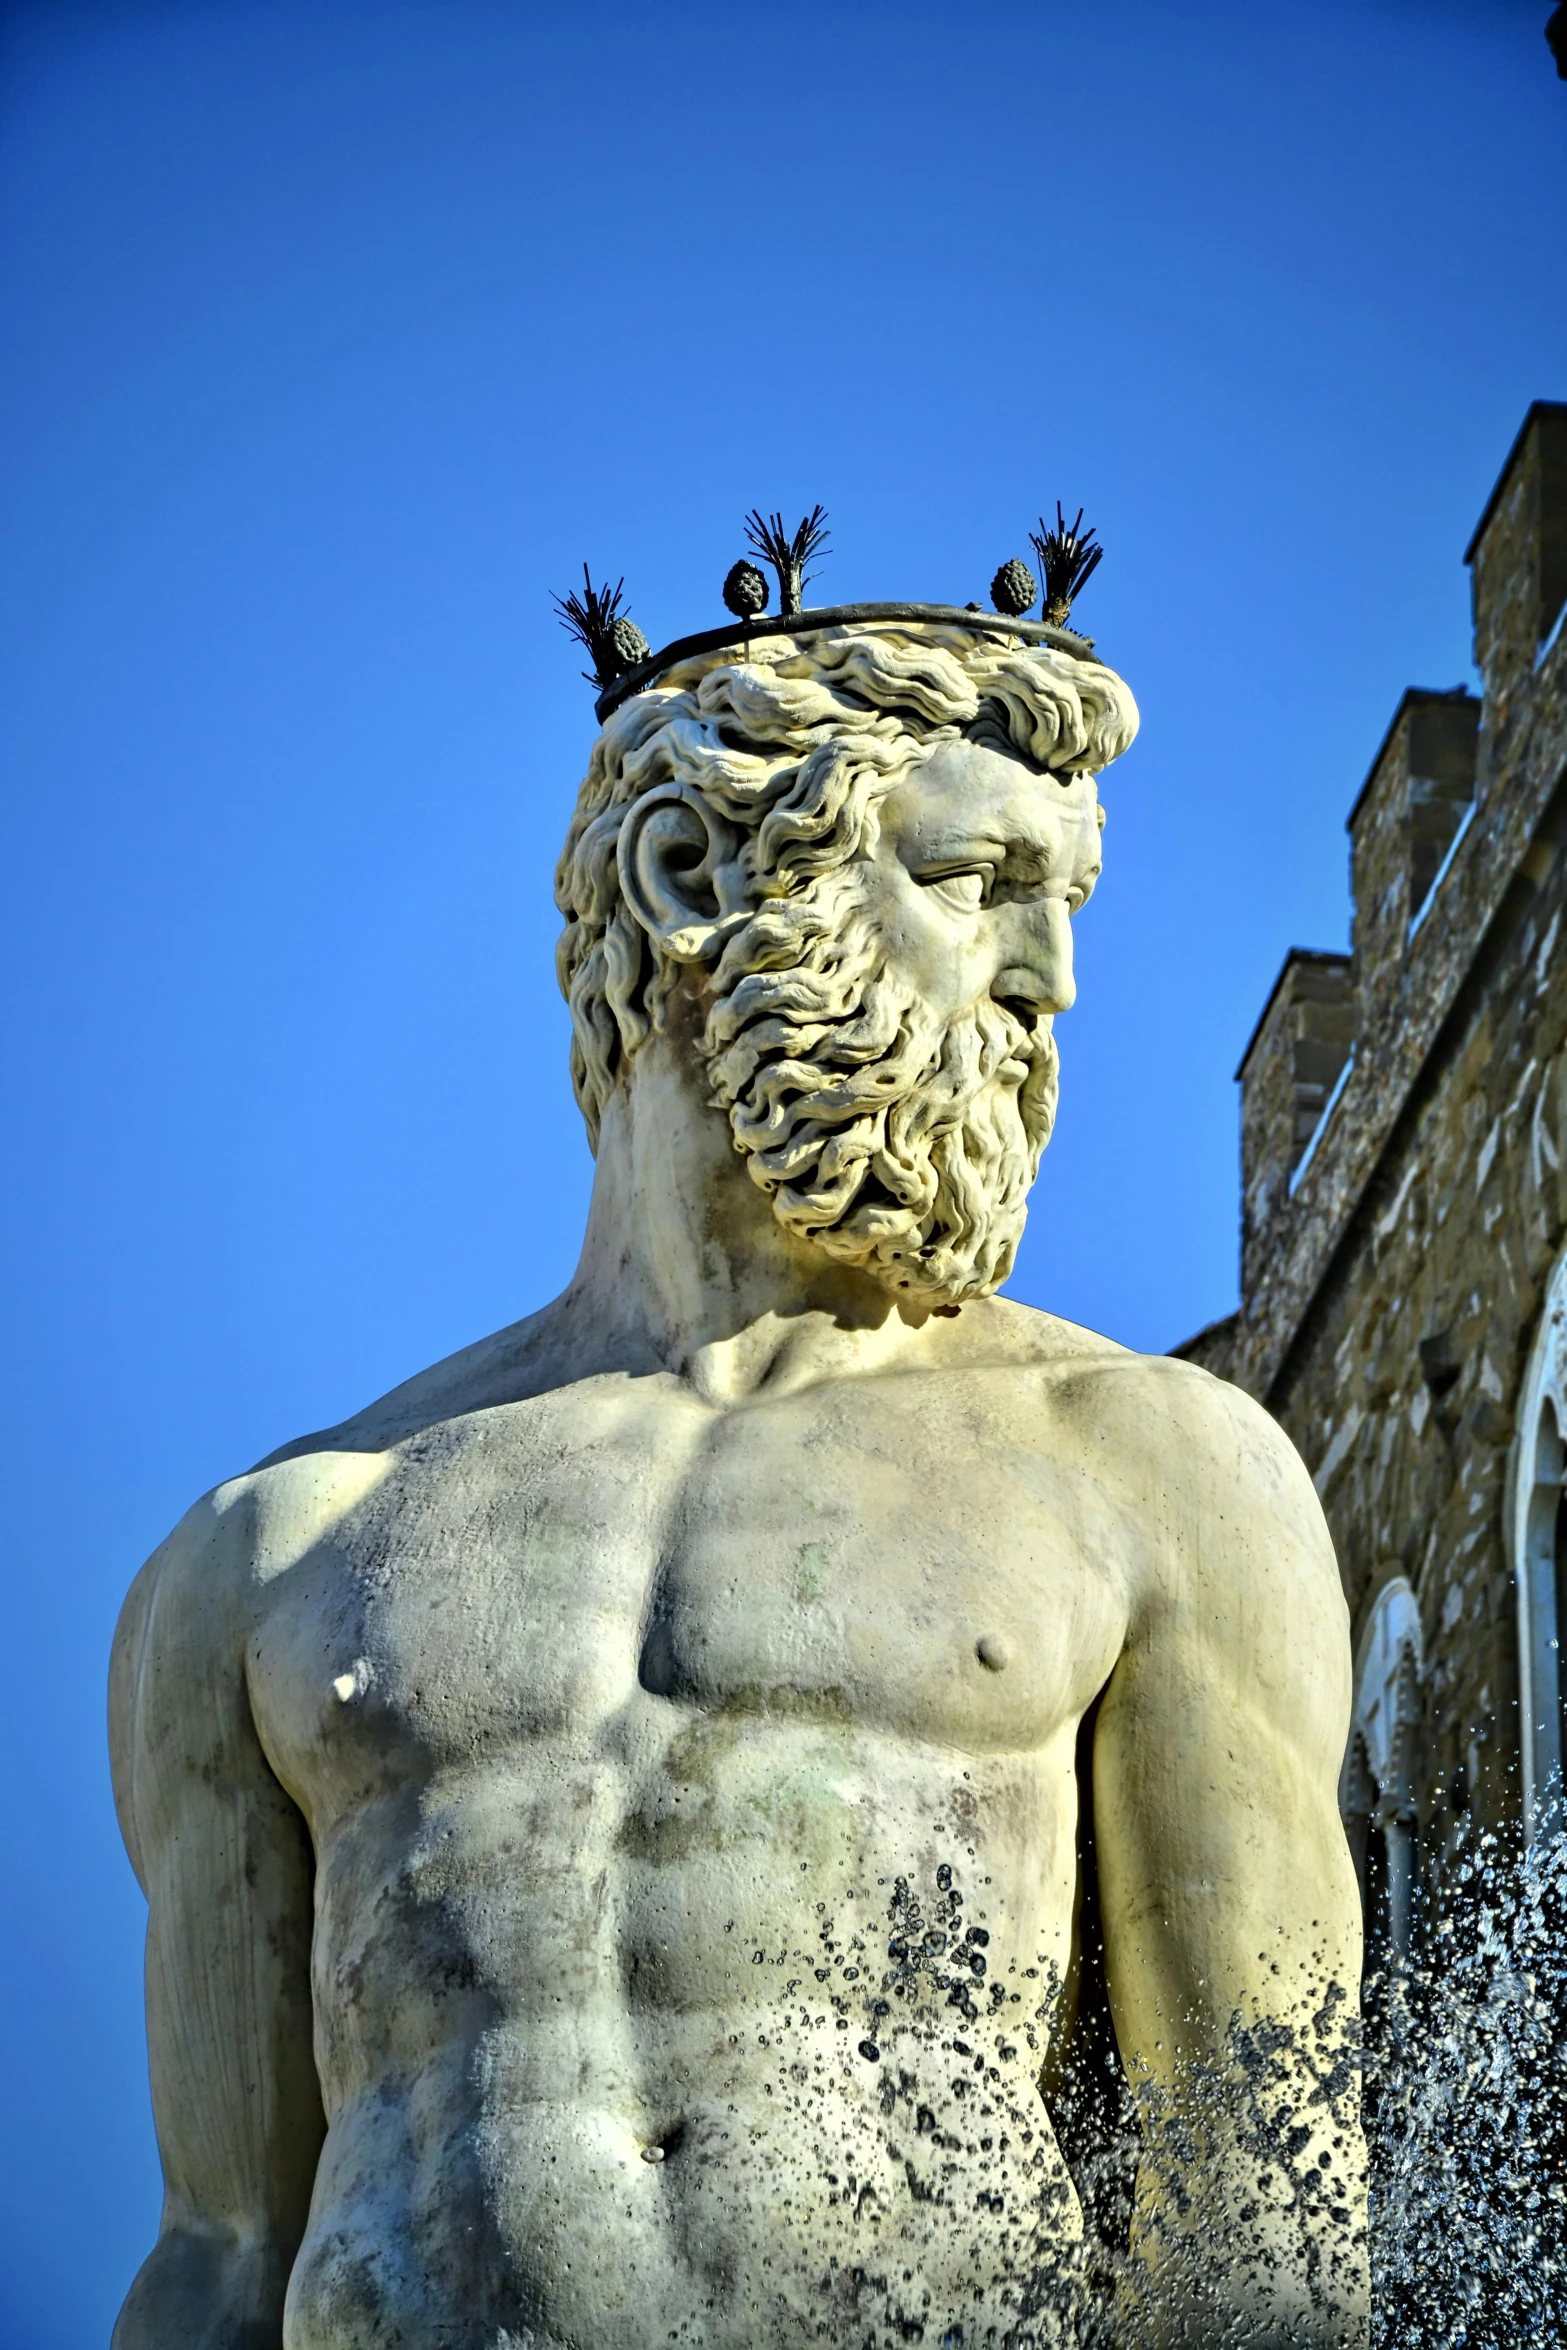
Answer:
[{"left": 111, "top": 619, "right": 1369, "bottom": 2350}]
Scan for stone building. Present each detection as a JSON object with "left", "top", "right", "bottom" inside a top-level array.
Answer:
[{"left": 1178, "top": 403, "right": 1567, "bottom": 1962}]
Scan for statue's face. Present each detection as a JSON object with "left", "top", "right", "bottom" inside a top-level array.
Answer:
[
  {"left": 862, "top": 736, "right": 1103, "bottom": 1040},
  {"left": 700, "top": 731, "right": 1106, "bottom": 1306}
]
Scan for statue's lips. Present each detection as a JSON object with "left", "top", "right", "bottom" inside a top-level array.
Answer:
[
  {"left": 993, "top": 1028, "right": 1036, "bottom": 1085},
  {"left": 985, "top": 988, "right": 1048, "bottom": 1085}
]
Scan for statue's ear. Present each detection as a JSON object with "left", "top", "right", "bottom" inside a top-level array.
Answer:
[{"left": 617, "top": 785, "right": 748, "bottom": 963}]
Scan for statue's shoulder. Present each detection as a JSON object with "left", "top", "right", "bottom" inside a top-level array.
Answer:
[
  {"left": 944, "top": 1292, "right": 1132, "bottom": 1371},
  {"left": 117, "top": 1304, "right": 573, "bottom": 1642},
  {"left": 964, "top": 1297, "right": 1308, "bottom": 1483},
  {"left": 952, "top": 1295, "right": 1199, "bottom": 1393},
  {"left": 1018, "top": 1320, "right": 1339, "bottom": 1601},
  {"left": 119, "top": 1447, "right": 396, "bottom": 1637},
  {"left": 254, "top": 1295, "right": 583, "bottom": 1470},
  {"left": 115, "top": 1297, "right": 601, "bottom": 1612}
]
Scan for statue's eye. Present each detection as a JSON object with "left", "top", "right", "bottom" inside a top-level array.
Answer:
[{"left": 922, "top": 869, "right": 988, "bottom": 912}]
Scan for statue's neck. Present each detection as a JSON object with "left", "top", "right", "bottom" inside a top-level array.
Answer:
[{"left": 561, "top": 1031, "right": 931, "bottom": 1404}]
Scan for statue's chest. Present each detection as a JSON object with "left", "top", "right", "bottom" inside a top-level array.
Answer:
[
  {"left": 640, "top": 1386, "right": 1125, "bottom": 1753},
  {"left": 247, "top": 1376, "right": 1126, "bottom": 1819}
]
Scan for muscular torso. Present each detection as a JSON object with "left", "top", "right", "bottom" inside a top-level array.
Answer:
[{"left": 244, "top": 1347, "right": 1134, "bottom": 2350}]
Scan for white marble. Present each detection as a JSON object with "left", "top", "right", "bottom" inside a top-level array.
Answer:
[{"left": 112, "top": 623, "right": 1367, "bottom": 2348}]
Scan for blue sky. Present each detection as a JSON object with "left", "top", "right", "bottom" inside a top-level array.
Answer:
[{"left": 1, "top": 3, "right": 1563, "bottom": 2341}]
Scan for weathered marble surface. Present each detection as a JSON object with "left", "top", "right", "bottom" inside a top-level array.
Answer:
[{"left": 112, "top": 623, "right": 1367, "bottom": 2348}]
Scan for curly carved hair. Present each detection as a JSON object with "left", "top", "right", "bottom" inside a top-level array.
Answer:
[{"left": 553, "top": 623, "right": 1139, "bottom": 1149}]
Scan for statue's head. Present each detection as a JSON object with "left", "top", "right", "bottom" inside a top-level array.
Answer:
[{"left": 555, "top": 622, "right": 1138, "bottom": 1307}]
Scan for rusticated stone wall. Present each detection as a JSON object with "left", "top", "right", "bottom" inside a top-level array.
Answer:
[{"left": 1180, "top": 402, "right": 1567, "bottom": 1903}]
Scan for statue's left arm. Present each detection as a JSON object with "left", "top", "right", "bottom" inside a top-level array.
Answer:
[{"left": 1091, "top": 1363, "right": 1369, "bottom": 2348}]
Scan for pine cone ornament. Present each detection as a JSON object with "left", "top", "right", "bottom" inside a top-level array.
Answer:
[
  {"left": 990, "top": 557, "right": 1038, "bottom": 618},
  {"left": 553, "top": 567, "right": 647, "bottom": 688},
  {"left": 608, "top": 617, "right": 649, "bottom": 673},
  {"left": 723, "top": 559, "right": 769, "bottom": 618}
]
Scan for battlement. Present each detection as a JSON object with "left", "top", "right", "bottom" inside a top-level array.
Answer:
[
  {"left": 1347, "top": 687, "right": 1480, "bottom": 1021},
  {"left": 1466, "top": 402, "right": 1567, "bottom": 747},
  {"left": 1237, "top": 950, "right": 1354, "bottom": 1301}
]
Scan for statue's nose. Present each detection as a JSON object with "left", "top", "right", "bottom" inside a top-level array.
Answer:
[
  {"left": 992, "top": 961, "right": 1074, "bottom": 1016},
  {"left": 992, "top": 899, "right": 1075, "bottom": 1015}
]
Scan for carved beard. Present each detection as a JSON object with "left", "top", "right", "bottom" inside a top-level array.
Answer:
[{"left": 700, "top": 871, "right": 1059, "bottom": 1305}]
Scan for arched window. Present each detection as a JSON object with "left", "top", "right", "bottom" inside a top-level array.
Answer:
[
  {"left": 1341, "top": 1577, "right": 1424, "bottom": 1964},
  {"left": 1514, "top": 1243, "right": 1567, "bottom": 1842}
]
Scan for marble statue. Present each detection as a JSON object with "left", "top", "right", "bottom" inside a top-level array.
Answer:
[{"left": 111, "top": 612, "right": 1368, "bottom": 2349}]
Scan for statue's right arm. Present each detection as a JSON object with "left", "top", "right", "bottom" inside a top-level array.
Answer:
[{"left": 109, "top": 1484, "right": 325, "bottom": 2350}]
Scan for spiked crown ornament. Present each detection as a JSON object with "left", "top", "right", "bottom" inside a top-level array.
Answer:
[
  {"left": 742, "top": 505, "right": 830, "bottom": 620},
  {"left": 554, "top": 501, "right": 1107, "bottom": 720},
  {"left": 1030, "top": 506, "right": 1103, "bottom": 627}
]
